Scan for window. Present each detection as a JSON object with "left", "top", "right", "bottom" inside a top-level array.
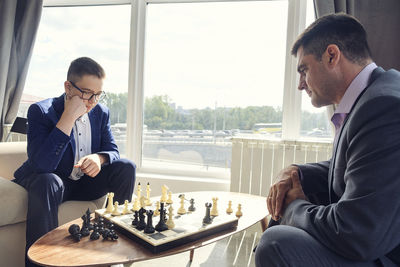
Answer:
[
  {"left": 141, "top": 1, "right": 288, "bottom": 177},
  {"left": 21, "top": 0, "right": 319, "bottom": 180},
  {"left": 299, "top": 0, "right": 334, "bottom": 140},
  {"left": 20, "top": 4, "right": 130, "bottom": 155}
]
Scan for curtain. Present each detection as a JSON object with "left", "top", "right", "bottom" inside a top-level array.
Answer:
[
  {"left": 0, "top": 0, "right": 42, "bottom": 141},
  {"left": 314, "top": 0, "right": 400, "bottom": 71},
  {"left": 313, "top": 0, "right": 400, "bottom": 128}
]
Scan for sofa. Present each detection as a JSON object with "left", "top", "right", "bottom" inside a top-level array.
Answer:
[{"left": 0, "top": 142, "right": 106, "bottom": 267}]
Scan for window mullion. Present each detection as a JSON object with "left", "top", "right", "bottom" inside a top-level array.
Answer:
[
  {"left": 127, "top": 0, "right": 147, "bottom": 167},
  {"left": 281, "top": 0, "right": 307, "bottom": 140}
]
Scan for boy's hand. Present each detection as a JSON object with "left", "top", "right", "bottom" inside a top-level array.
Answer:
[{"left": 74, "top": 154, "right": 103, "bottom": 177}]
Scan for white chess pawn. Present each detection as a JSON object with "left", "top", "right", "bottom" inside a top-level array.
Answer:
[
  {"left": 166, "top": 205, "right": 175, "bottom": 229},
  {"left": 154, "top": 201, "right": 160, "bottom": 216},
  {"left": 131, "top": 197, "right": 140, "bottom": 211},
  {"left": 177, "top": 194, "right": 187, "bottom": 215},
  {"left": 105, "top": 192, "right": 114, "bottom": 213},
  {"left": 236, "top": 204, "right": 243, "bottom": 218},
  {"left": 122, "top": 200, "right": 131, "bottom": 214},
  {"left": 166, "top": 191, "right": 173, "bottom": 204},
  {"left": 211, "top": 197, "right": 219, "bottom": 216},
  {"left": 111, "top": 201, "right": 121, "bottom": 216},
  {"left": 226, "top": 200, "right": 233, "bottom": 214}
]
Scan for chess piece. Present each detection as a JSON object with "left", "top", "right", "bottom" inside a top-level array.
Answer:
[
  {"left": 144, "top": 210, "right": 155, "bottom": 233},
  {"left": 136, "top": 207, "right": 147, "bottom": 230},
  {"left": 160, "top": 185, "right": 168, "bottom": 203},
  {"left": 145, "top": 182, "right": 152, "bottom": 206},
  {"left": 105, "top": 192, "right": 114, "bottom": 213},
  {"left": 210, "top": 197, "right": 218, "bottom": 216},
  {"left": 85, "top": 209, "right": 94, "bottom": 230},
  {"left": 102, "top": 229, "right": 118, "bottom": 241},
  {"left": 155, "top": 203, "right": 168, "bottom": 232},
  {"left": 177, "top": 194, "right": 187, "bottom": 215},
  {"left": 203, "top": 203, "right": 212, "bottom": 224},
  {"left": 226, "top": 200, "right": 233, "bottom": 214},
  {"left": 154, "top": 201, "right": 160, "bottom": 216},
  {"left": 122, "top": 200, "right": 131, "bottom": 214},
  {"left": 136, "top": 182, "right": 142, "bottom": 200},
  {"left": 80, "top": 225, "right": 90, "bottom": 237},
  {"left": 139, "top": 196, "right": 146, "bottom": 209},
  {"left": 68, "top": 224, "right": 82, "bottom": 241},
  {"left": 98, "top": 217, "right": 105, "bottom": 233},
  {"left": 90, "top": 230, "right": 100, "bottom": 240},
  {"left": 111, "top": 201, "right": 121, "bottom": 216},
  {"left": 132, "top": 210, "right": 139, "bottom": 226},
  {"left": 188, "top": 198, "right": 196, "bottom": 212},
  {"left": 166, "top": 191, "right": 173, "bottom": 204},
  {"left": 160, "top": 202, "right": 167, "bottom": 222},
  {"left": 132, "top": 197, "right": 140, "bottom": 211},
  {"left": 166, "top": 205, "right": 175, "bottom": 229},
  {"left": 236, "top": 204, "right": 243, "bottom": 218}
]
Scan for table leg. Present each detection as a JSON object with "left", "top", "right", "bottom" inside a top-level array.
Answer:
[{"left": 189, "top": 249, "right": 194, "bottom": 262}]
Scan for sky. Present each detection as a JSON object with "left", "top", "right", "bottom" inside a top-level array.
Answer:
[{"left": 24, "top": 0, "right": 320, "bottom": 113}]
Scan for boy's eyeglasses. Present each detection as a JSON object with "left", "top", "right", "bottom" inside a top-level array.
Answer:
[{"left": 69, "top": 81, "right": 106, "bottom": 102}]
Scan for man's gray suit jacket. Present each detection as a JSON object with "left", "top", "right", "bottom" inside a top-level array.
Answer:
[{"left": 281, "top": 67, "right": 400, "bottom": 264}]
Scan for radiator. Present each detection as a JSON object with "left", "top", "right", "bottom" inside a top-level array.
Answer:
[{"left": 230, "top": 137, "right": 333, "bottom": 197}]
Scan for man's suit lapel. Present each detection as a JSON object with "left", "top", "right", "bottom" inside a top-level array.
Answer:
[
  {"left": 89, "top": 108, "right": 99, "bottom": 151},
  {"left": 328, "top": 67, "right": 385, "bottom": 203}
]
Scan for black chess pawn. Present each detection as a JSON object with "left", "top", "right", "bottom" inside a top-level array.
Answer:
[
  {"left": 90, "top": 230, "right": 100, "bottom": 240},
  {"left": 188, "top": 198, "right": 196, "bottom": 212},
  {"left": 102, "top": 229, "right": 110, "bottom": 239},
  {"left": 97, "top": 217, "right": 105, "bottom": 234},
  {"left": 144, "top": 210, "right": 155, "bottom": 234},
  {"left": 132, "top": 210, "right": 139, "bottom": 226},
  {"left": 80, "top": 226, "right": 90, "bottom": 237},
  {"left": 203, "top": 202, "right": 212, "bottom": 224},
  {"left": 107, "top": 222, "right": 115, "bottom": 230},
  {"left": 136, "top": 207, "right": 147, "bottom": 230},
  {"left": 155, "top": 205, "right": 168, "bottom": 232}
]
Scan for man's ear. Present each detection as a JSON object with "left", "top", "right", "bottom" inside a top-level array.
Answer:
[
  {"left": 64, "top": 81, "right": 71, "bottom": 93},
  {"left": 325, "top": 44, "right": 340, "bottom": 67}
]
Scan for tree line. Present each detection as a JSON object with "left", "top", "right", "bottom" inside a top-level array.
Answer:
[{"left": 104, "top": 92, "right": 329, "bottom": 132}]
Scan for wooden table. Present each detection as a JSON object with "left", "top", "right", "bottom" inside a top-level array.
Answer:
[{"left": 28, "top": 191, "right": 267, "bottom": 267}]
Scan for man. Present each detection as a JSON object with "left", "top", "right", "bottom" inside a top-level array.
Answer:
[
  {"left": 13, "top": 57, "right": 136, "bottom": 267},
  {"left": 255, "top": 14, "right": 400, "bottom": 266}
]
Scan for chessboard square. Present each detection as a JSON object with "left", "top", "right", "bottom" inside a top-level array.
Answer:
[
  {"left": 149, "top": 232, "right": 167, "bottom": 240},
  {"left": 171, "top": 228, "right": 186, "bottom": 234}
]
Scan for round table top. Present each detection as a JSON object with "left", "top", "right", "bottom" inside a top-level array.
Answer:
[{"left": 28, "top": 191, "right": 267, "bottom": 267}]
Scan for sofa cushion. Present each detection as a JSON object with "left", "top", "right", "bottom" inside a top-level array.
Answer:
[
  {"left": 0, "top": 142, "right": 27, "bottom": 180},
  {"left": 0, "top": 176, "right": 28, "bottom": 226}
]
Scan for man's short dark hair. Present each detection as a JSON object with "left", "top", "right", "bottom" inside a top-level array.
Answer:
[
  {"left": 291, "top": 13, "right": 371, "bottom": 65},
  {"left": 67, "top": 57, "right": 105, "bottom": 82}
]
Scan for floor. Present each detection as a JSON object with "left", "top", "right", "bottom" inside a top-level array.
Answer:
[{"left": 129, "top": 223, "right": 263, "bottom": 267}]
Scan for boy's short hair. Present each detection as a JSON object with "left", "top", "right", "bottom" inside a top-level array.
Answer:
[
  {"left": 291, "top": 13, "right": 371, "bottom": 65},
  {"left": 67, "top": 57, "right": 105, "bottom": 82}
]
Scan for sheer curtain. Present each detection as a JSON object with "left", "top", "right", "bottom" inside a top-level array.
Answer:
[{"left": 0, "top": 0, "right": 42, "bottom": 141}]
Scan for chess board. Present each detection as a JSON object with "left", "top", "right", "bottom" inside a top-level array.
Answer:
[{"left": 95, "top": 199, "right": 238, "bottom": 253}]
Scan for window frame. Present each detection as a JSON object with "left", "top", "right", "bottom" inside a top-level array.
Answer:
[{"left": 42, "top": 0, "right": 308, "bottom": 178}]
